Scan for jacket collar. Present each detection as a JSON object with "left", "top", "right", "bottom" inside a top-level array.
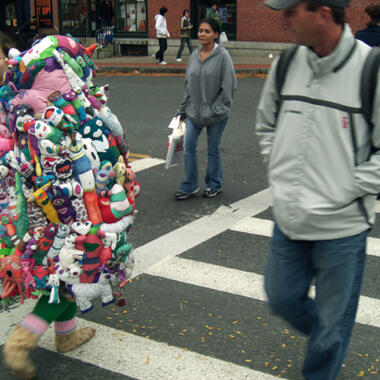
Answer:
[{"left": 306, "top": 24, "right": 356, "bottom": 75}]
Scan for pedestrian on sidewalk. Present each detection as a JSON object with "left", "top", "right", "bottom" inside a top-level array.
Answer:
[
  {"left": 175, "top": 9, "right": 194, "bottom": 62},
  {"left": 355, "top": 2, "right": 380, "bottom": 47},
  {"left": 175, "top": 17, "right": 237, "bottom": 200},
  {"left": 154, "top": 6, "right": 170, "bottom": 65},
  {"left": 256, "top": 0, "right": 380, "bottom": 379}
]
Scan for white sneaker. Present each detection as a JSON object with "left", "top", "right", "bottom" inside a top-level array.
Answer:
[
  {"left": 176, "top": 58, "right": 182, "bottom": 62},
  {"left": 159, "top": 61, "right": 167, "bottom": 65}
]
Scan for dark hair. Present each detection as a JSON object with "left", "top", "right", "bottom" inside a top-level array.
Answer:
[
  {"left": 159, "top": 7, "right": 168, "bottom": 15},
  {"left": 365, "top": 3, "right": 380, "bottom": 26},
  {"left": 199, "top": 17, "right": 221, "bottom": 35},
  {"left": 211, "top": 1, "right": 219, "bottom": 7},
  {"left": 183, "top": 9, "right": 189, "bottom": 16},
  {"left": 304, "top": 0, "right": 345, "bottom": 25},
  {"left": 0, "top": 32, "right": 14, "bottom": 56}
]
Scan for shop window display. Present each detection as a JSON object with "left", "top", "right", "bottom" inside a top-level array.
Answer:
[{"left": 117, "top": 0, "right": 146, "bottom": 33}]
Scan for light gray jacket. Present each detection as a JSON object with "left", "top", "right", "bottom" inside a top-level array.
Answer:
[
  {"left": 178, "top": 44, "right": 237, "bottom": 127},
  {"left": 256, "top": 25, "right": 380, "bottom": 240}
]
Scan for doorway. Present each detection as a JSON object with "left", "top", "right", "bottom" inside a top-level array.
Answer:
[{"left": 190, "top": 0, "right": 236, "bottom": 41}]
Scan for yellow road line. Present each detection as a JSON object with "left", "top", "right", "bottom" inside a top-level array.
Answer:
[{"left": 128, "top": 153, "right": 151, "bottom": 158}]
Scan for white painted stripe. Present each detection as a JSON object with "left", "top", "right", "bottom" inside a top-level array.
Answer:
[
  {"left": 133, "top": 188, "right": 272, "bottom": 277},
  {"left": 231, "top": 217, "right": 380, "bottom": 259},
  {"left": 376, "top": 201, "right": 380, "bottom": 214},
  {"left": 0, "top": 300, "right": 281, "bottom": 380},
  {"left": 146, "top": 257, "right": 380, "bottom": 329},
  {"left": 130, "top": 157, "right": 165, "bottom": 172},
  {"left": 231, "top": 217, "right": 273, "bottom": 238}
]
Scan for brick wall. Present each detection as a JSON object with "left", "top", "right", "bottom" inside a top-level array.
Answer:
[
  {"left": 147, "top": 0, "right": 377, "bottom": 42},
  {"left": 237, "top": 0, "right": 376, "bottom": 42},
  {"left": 148, "top": 0, "right": 190, "bottom": 39}
]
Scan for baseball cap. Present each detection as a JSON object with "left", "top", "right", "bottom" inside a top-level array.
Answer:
[{"left": 264, "top": 0, "right": 349, "bottom": 10}]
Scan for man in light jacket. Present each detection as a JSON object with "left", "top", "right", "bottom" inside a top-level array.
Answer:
[
  {"left": 256, "top": 0, "right": 380, "bottom": 379},
  {"left": 154, "top": 6, "right": 170, "bottom": 65}
]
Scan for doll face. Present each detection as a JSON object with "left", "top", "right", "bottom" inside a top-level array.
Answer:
[
  {"left": 53, "top": 158, "right": 73, "bottom": 179},
  {"left": 0, "top": 165, "right": 9, "bottom": 179},
  {"left": 33, "top": 120, "right": 53, "bottom": 139},
  {"left": 43, "top": 106, "right": 64, "bottom": 127},
  {"left": 22, "top": 37, "right": 56, "bottom": 67}
]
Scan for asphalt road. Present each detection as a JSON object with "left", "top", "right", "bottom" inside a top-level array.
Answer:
[{"left": 1, "top": 76, "right": 380, "bottom": 380}]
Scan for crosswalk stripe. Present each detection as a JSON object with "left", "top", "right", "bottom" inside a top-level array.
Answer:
[
  {"left": 133, "top": 189, "right": 273, "bottom": 278},
  {"left": 130, "top": 157, "right": 165, "bottom": 172},
  {"left": 146, "top": 256, "right": 380, "bottom": 329},
  {"left": 0, "top": 300, "right": 282, "bottom": 380},
  {"left": 230, "top": 217, "right": 380, "bottom": 259}
]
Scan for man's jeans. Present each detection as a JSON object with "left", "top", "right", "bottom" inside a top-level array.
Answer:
[
  {"left": 265, "top": 223, "right": 367, "bottom": 380},
  {"left": 176, "top": 37, "right": 193, "bottom": 59},
  {"left": 155, "top": 38, "right": 167, "bottom": 62},
  {"left": 179, "top": 117, "right": 228, "bottom": 193}
]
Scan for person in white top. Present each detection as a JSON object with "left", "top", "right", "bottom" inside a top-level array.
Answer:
[{"left": 154, "top": 6, "right": 170, "bottom": 65}]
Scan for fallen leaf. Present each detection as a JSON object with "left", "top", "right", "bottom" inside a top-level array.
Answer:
[
  {"left": 146, "top": 356, "right": 150, "bottom": 364},
  {"left": 245, "top": 359, "right": 252, "bottom": 363},
  {"left": 232, "top": 320, "right": 239, "bottom": 324}
]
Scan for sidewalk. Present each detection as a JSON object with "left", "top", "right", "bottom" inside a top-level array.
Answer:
[{"left": 92, "top": 53, "right": 273, "bottom": 75}]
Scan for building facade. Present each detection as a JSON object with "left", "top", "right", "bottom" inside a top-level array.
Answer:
[{"left": 0, "top": 0, "right": 378, "bottom": 46}]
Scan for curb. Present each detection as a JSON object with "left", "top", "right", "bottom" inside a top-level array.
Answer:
[{"left": 94, "top": 63, "right": 271, "bottom": 76}]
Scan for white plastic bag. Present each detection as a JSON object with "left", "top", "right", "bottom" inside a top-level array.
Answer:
[
  {"left": 220, "top": 31, "right": 228, "bottom": 43},
  {"left": 165, "top": 116, "right": 186, "bottom": 169}
]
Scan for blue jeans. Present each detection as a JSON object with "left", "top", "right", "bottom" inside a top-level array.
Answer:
[
  {"left": 176, "top": 37, "right": 193, "bottom": 58},
  {"left": 179, "top": 117, "right": 228, "bottom": 193},
  {"left": 265, "top": 223, "right": 367, "bottom": 380}
]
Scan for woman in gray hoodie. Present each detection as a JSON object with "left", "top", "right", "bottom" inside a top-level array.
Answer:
[{"left": 175, "top": 17, "right": 237, "bottom": 200}]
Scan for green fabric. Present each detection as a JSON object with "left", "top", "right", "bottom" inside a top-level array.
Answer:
[
  {"left": 32, "top": 295, "right": 77, "bottom": 324},
  {"left": 206, "top": 9, "right": 222, "bottom": 29}
]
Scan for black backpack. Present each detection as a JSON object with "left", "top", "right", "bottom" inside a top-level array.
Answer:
[{"left": 275, "top": 45, "right": 380, "bottom": 131}]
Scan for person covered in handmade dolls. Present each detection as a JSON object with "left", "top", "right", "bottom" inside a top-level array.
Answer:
[{"left": 3, "top": 287, "right": 95, "bottom": 379}]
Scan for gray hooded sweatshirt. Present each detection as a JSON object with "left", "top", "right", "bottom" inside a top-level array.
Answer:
[{"left": 178, "top": 44, "right": 237, "bottom": 127}]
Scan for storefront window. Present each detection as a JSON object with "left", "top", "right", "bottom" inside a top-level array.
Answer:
[
  {"left": 195, "top": 0, "right": 236, "bottom": 41},
  {"left": 35, "top": 0, "right": 53, "bottom": 28},
  {"left": 60, "top": 0, "right": 99, "bottom": 36},
  {"left": 116, "top": 0, "right": 147, "bottom": 33}
]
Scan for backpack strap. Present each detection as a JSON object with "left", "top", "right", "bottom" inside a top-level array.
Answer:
[
  {"left": 275, "top": 45, "right": 299, "bottom": 121},
  {"left": 361, "top": 46, "right": 380, "bottom": 131}
]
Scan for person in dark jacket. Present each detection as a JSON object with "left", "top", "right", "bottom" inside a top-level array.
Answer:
[
  {"left": 175, "top": 17, "right": 237, "bottom": 200},
  {"left": 175, "top": 9, "right": 193, "bottom": 62},
  {"left": 99, "top": 0, "right": 114, "bottom": 27},
  {"left": 355, "top": 2, "right": 380, "bottom": 47}
]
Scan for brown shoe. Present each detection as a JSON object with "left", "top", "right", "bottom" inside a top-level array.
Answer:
[
  {"left": 55, "top": 327, "right": 96, "bottom": 353},
  {"left": 3, "top": 325, "right": 39, "bottom": 380}
]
